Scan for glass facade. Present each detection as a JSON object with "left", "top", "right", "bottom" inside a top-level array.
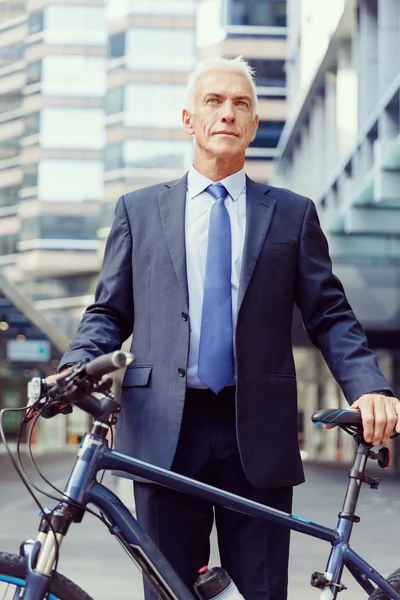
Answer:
[
  {"left": 26, "top": 61, "right": 42, "bottom": 86},
  {"left": 108, "top": 32, "right": 125, "bottom": 59},
  {"left": 105, "top": 139, "right": 193, "bottom": 171},
  {"left": 19, "top": 274, "right": 98, "bottom": 301},
  {"left": 0, "top": 93, "right": 20, "bottom": 114},
  {"left": 228, "top": 0, "right": 286, "bottom": 27},
  {"left": 124, "top": 83, "right": 186, "bottom": 128},
  {"left": 0, "top": 43, "right": 24, "bottom": 69},
  {"left": 125, "top": 28, "right": 195, "bottom": 71},
  {"left": 0, "top": 186, "right": 19, "bottom": 209},
  {"left": 248, "top": 58, "right": 286, "bottom": 87},
  {"left": 251, "top": 120, "right": 285, "bottom": 148},
  {"left": 105, "top": 87, "right": 123, "bottom": 115},
  {"left": 0, "top": 137, "right": 19, "bottom": 161},
  {"left": 20, "top": 215, "right": 99, "bottom": 241},
  {"left": 0, "top": 233, "right": 18, "bottom": 256},
  {"left": 28, "top": 11, "right": 43, "bottom": 34}
]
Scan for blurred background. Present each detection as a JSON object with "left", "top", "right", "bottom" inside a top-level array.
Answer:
[{"left": 0, "top": 0, "right": 399, "bottom": 469}]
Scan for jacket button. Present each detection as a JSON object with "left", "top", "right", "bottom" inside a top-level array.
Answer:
[
  {"left": 177, "top": 368, "right": 185, "bottom": 377},
  {"left": 181, "top": 311, "right": 188, "bottom": 321}
]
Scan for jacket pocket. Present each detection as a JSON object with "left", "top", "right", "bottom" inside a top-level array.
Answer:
[
  {"left": 121, "top": 366, "right": 152, "bottom": 387},
  {"left": 266, "top": 373, "right": 296, "bottom": 380}
]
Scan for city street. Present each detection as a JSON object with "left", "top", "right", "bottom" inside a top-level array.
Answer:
[{"left": 1, "top": 450, "right": 400, "bottom": 599}]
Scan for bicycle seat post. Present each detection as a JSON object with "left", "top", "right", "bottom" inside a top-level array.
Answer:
[{"left": 338, "top": 440, "right": 371, "bottom": 536}]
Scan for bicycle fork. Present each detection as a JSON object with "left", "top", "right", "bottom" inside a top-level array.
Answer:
[{"left": 20, "top": 502, "right": 83, "bottom": 599}]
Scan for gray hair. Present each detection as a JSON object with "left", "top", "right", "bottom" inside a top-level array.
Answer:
[{"left": 185, "top": 56, "right": 258, "bottom": 117}]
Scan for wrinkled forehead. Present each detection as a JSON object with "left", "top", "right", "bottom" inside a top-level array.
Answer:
[{"left": 195, "top": 69, "right": 254, "bottom": 103}]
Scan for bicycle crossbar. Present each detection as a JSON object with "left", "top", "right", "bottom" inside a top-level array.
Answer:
[{"left": 98, "top": 447, "right": 340, "bottom": 544}]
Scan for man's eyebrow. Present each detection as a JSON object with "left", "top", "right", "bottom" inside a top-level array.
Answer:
[
  {"left": 235, "top": 95, "right": 252, "bottom": 104},
  {"left": 203, "top": 93, "right": 252, "bottom": 103}
]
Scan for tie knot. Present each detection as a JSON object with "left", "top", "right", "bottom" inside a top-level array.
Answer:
[{"left": 207, "top": 183, "right": 229, "bottom": 203}]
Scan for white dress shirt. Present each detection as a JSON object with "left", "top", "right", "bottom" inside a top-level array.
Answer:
[{"left": 185, "top": 165, "right": 247, "bottom": 389}]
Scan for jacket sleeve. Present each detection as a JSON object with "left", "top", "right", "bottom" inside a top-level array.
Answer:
[
  {"left": 57, "top": 195, "right": 134, "bottom": 370},
  {"left": 294, "top": 199, "right": 392, "bottom": 404}
]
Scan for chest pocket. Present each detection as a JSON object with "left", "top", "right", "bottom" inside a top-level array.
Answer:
[{"left": 121, "top": 366, "right": 152, "bottom": 387}]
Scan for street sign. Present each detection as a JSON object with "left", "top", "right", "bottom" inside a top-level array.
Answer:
[{"left": 7, "top": 339, "right": 51, "bottom": 362}]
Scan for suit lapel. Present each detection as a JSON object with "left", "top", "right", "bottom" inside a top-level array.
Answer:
[
  {"left": 237, "top": 177, "right": 276, "bottom": 312},
  {"left": 158, "top": 175, "right": 189, "bottom": 307}
]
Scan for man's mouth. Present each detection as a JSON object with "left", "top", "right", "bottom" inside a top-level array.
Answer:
[{"left": 215, "top": 131, "right": 238, "bottom": 137}]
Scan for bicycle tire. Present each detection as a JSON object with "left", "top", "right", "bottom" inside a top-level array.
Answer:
[
  {"left": 368, "top": 567, "right": 400, "bottom": 599},
  {"left": 0, "top": 551, "right": 93, "bottom": 600}
]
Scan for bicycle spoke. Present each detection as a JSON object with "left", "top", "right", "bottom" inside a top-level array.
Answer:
[{"left": 0, "top": 581, "right": 23, "bottom": 600}]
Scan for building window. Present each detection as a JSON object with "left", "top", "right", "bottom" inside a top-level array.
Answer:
[
  {"left": 41, "top": 55, "right": 106, "bottom": 98},
  {"left": 0, "top": 43, "right": 24, "bottom": 69},
  {"left": 19, "top": 274, "right": 98, "bottom": 301},
  {"left": 0, "top": 233, "right": 18, "bottom": 256},
  {"left": 25, "top": 112, "right": 40, "bottom": 137},
  {"left": 20, "top": 215, "right": 99, "bottom": 241},
  {"left": 43, "top": 5, "right": 106, "bottom": 46},
  {"left": 0, "top": 138, "right": 19, "bottom": 161},
  {"left": 22, "top": 165, "right": 38, "bottom": 189},
  {"left": 250, "top": 120, "right": 284, "bottom": 148},
  {"left": 104, "top": 144, "right": 123, "bottom": 171},
  {"left": 106, "top": 87, "right": 123, "bottom": 115},
  {"left": 107, "top": 0, "right": 196, "bottom": 19},
  {"left": 26, "top": 61, "right": 42, "bottom": 86},
  {"left": 108, "top": 32, "right": 125, "bottom": 59},
  {"left": 248, "top": 59, "right": 286, "bottom": 87},
  {"left": 38, "top": 159, "right": 104, "bottom": 201},
  {"left": 40, "top": 107, "right": 104, "bottom": 150},
  {"left": 28, "top": 11, "right": 43, "bottom": 35},
  {"left": 124, "top": 83, "right": 186, "bottom": 128},
  {"left": 125, "top": 28, "right": 195, "bottom": 71},
  {"left": 0, "top": 186, "right": 19, "bottom": 209},
  {"left": 228, "top": 0, "right": 287, "bottom": 27},
  {"left": 0, "top": 93, "right": 20, "bottom": 114},
  {"left": 124, "top": 139, "right": 193, "bottom": 169}
]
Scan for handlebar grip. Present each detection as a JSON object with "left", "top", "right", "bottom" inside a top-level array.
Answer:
[{"left": 85, "top": 351, "right": 134, "bottom": 379}]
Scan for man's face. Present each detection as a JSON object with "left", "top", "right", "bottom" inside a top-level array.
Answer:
[{"left": 182, "top": 70, "right": 259, "bottom": 161}]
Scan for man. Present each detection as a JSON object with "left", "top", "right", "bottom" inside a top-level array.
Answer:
[{"left": 55, "top": 57, "right": 400, "bottom": 599}]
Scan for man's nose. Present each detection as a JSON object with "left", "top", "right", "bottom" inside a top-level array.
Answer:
[{"left": 221, "top": 101, "right": 235, "bottom": 123}]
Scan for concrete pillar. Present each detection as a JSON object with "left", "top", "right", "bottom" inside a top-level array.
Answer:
[
  {"left": 358, "top": 0, "right": 378, "bottom": 128},
  {"left": 377, "top": 0, "right": 400, "bottom": 99},
  {"left": 302, "top": 381, "right": 320, "bottom": 461},
  {"left": 336, "top": 40, "right": 358, "bottom": 158},
  {"left": 324, "top": 71, "right": 338, "bottom": 174},
  {"left": 320, "top": 379, "right": 340, "bottom": 462}
]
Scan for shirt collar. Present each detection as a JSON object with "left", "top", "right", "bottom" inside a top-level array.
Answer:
[{"left": 187, "top": 165, "right": 246, "bottom": 202}]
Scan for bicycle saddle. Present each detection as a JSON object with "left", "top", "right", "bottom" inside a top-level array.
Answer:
[{"left": 312, "top": 408, "right": 362, "bottom": 427}]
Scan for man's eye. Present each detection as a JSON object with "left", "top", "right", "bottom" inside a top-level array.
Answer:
[
  {"left": 208, "top": 98, "right": 219, "bottom": 104},
  {"left": 237, "top": 101, "right": 248, "bottom": 107}
]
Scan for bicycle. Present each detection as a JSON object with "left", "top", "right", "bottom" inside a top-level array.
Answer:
[{"left": 0, "top": 350, "right": 399, "bottom": 600}]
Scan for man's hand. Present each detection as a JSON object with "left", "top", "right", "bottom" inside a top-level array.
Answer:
[
  {"left": 324, "top": 393, "right": 400, "bottom": 445},
  {"left": 351, "top": 393, "right": 400, "bottom": 446}
]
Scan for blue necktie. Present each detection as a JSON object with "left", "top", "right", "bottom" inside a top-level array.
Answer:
[{"left": 198, "top": 183, "right": 234, "bottom": 394}]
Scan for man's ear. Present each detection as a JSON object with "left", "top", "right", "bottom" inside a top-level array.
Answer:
[
  {"left": 182, "top": 109, "right": 194, "bottom": 135},
  {"left": 251, "top": 114, "right": 259, "bottom": 142}
]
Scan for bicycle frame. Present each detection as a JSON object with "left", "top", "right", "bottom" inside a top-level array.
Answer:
[{"left": 21, "top": 430, "right": 400, "bottom": 600}]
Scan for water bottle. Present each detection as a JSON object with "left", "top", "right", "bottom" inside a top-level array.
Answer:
[{"left": 194, "top": 566, "right": 244, "bottom": 600}]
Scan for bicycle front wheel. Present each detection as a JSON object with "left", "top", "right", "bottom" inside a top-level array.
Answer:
[
  {"left": 368, "top": 567, "right": 400, "bottom": 599},
  {"left": 0, "top": 552, "right": 93, "bottom": 600}
]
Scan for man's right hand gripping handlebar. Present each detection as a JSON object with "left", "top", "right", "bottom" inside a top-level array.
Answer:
[{"left": 30, "top": 351, "right": 135, "bottom": 420}]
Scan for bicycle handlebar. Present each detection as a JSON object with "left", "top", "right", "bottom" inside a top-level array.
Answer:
[
  {"left": 28, "top": 351, "right": 135, "bottom": 421},
  {"left": 85, "top": 351, "right": 133, "bottom": 379}
]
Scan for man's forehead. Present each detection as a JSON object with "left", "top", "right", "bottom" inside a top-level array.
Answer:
[{"left": 197, "top": 70, "right": 252, "bottom": 95}]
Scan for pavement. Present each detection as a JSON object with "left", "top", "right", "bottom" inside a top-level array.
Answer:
[{"left": 1, "top": 450, "right": 400, "bottom": 599}]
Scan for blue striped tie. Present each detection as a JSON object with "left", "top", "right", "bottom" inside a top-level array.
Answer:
[{"left": 198, "top": 183, "right": 234, "bottom": 394}]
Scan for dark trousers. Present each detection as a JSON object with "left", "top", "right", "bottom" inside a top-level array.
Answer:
[{"left": 134, "top": 387, "right": 292, "bottom": 600}]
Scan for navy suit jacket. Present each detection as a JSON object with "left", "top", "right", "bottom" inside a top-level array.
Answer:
[{"left": 58, "top": 174, "right": 391, "bottom": 488}]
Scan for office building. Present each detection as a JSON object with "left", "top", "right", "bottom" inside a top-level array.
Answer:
[{"left": 273, "top": 0, "right": 400, "bottom": 464}]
